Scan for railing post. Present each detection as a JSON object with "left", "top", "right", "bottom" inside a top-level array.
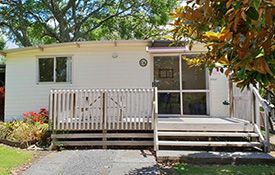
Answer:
[
  {"left": 49, "top": 90, "right": 54, "bottom": 130},
  {"left": 154, "top": 87, "right": 159, "bottom": 151},
  {"left": 102, "top": 90, "right": 107, "bottom": 149},
  {"left": 229, "top": 78, "right": 234, "bottom": 118},
  {"left": 264, "top": 110, "right": 270, "bottom": 152},
  {"left": 154, "top": 87, "right": 158, "bottom": 116}
]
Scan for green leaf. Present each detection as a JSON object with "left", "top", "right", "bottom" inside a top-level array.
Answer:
[
  {"left": 256, "top": 52, "right": 264, "bottom": 58},
  {"left": 245, "top": 7, "right": 259, "bottom": 20},
  {"left": 238, "top": 68, "right": 246, "bottom": 79},
  {"left": 255, "top": 73, "right": 262, "bottom": 82},
  {"left": 253, "top": 0, "right": 260, "bottom": 9}
]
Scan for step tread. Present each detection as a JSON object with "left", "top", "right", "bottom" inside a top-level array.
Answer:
[
  {"left": 55, "top": 140, "right": 153, "bottom": 146},
  {"left": 52, "top": 133, "right": 153, "bottom": 139},
  {"left": 157, "top": 123, "right": 254, "bottom": 132},
  {"left": 158, "top": 141, "right": 261, "bottom": 147},
  {"left": 157, "top": 131, "right": 259, "bottom": 137}
]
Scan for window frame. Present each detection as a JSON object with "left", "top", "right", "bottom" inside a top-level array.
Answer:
[
  {"left": 151, "top": 53, "right": 210, "bottom": 116},
  {"left": 36, "top": 55, "right": 73, "bottom": 84}
]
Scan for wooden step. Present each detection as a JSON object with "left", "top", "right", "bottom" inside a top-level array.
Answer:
[
  {"left": 52, "top": 133, "right": 153, "bottom": 139},
  {"left": 158, "top": 141, "right": 261, "bottom": 147},
  {"left": 157, "top": 131, "right": 259, "bottom": 137},
  {"left": 55, "top": 140, "right": 153, "bottom": 146},
  {"left": 158, "top": 122, "right": 254, "bottom": 132}
]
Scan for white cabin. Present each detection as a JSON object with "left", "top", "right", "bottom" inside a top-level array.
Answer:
[{"left": 1, "top": 40, "right": 269, "bottom": 153}]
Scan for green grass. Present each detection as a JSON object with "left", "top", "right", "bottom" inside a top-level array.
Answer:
[
  {"left": 174, "top": 164, "right": 275, "bottom": 175},
  {"left": 0, "top": 145, "right": 33, "bottom": 175}
]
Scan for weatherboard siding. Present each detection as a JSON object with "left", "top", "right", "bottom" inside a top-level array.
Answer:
[
  {"left": 5, "top": 44, "right": 151, "bottom": 120},
  {"left": 4, "top": 43, "right": 229, "bottom": 120}
]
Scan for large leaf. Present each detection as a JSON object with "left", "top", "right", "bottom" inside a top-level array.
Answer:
[{"left": 245, "top": 7, "right": 259, "bottom": 20}]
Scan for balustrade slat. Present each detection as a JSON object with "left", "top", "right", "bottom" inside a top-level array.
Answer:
[
  {"left": 88, "top": 90, "right": 92, "bottom": 130},
  {"left": 69, "top": 91, "right": 74, "bottom": 130},
  {"left": 78, "top": 90, "right": 82, "bottom": 130},
  {"left": 120, "top": 90, "right": 124, "bottom": 129}
]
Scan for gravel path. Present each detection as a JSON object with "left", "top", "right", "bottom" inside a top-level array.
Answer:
[{"left": 22, "top": 150, "right": 159, "bottom": 175}]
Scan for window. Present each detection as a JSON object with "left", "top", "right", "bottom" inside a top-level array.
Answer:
[
  {"left": 38, "top": 57, "right": 72, "bottom": 83},
  {"left": 154, "top": 55, "right": 209, "bottom": 115},
  {"left": 182, "top": 59, "right": 206, "bottom": 89}
]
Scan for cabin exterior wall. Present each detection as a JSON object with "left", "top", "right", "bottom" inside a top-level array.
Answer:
[{"left": 4, "top": 42, "right": 229, "bottom": 120}]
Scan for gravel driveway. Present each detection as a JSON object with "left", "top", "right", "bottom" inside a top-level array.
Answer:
[{"left": 22, "top": 150, "right": 159, "bottom": 175}]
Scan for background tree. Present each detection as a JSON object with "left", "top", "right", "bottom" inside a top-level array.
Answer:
[
  {"left": 171, "top": 0, "right": 275, "bottom": 92},
  {"left": 0, "top": 0, "right": 178, "bottom": 47},
  {"left": 0, "top": 37, "right": 5, "bottom": 50},
  {"left": 0, "top": 37, "right": 6, "bottom": 64}
]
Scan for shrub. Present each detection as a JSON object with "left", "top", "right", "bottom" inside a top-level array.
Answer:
[
  {"left": 7, "top": 121, "right": 48, "bottom": 143},
  {"left": 0, "top": 121, "right": 49, "bottom": 146},
  {"left": 0, "top": 122, "right": 11, "bottom": 140},
  {"left": 0, "top": 87, "right": 4, "bottom": 121},
  {"left": 0, "top": 108, "right": 50, "bottom": 147}
]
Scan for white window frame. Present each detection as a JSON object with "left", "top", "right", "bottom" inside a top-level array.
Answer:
[
  {"left": 36, "top": 56, "right": 72, "bottom": 84},
  {"left": 151, "top": 53, "right": 210, "bottom": 117}
]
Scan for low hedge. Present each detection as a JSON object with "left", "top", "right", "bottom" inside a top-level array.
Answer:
[{"left": 0, "top": 121, "right": 50, "bottom": 148}]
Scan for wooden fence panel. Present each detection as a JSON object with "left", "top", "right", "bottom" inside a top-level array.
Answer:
[
  {"left": 50, "top": 88, "right": 155, "bottom": 131},
  {"left": 232, "top": 85, "right": 253, "bottom": 122}
]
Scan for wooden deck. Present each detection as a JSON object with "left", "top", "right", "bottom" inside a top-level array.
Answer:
[
  {"left": 158, "top": 117, "right": 254, "bottom": 132},
  {"left": 155, "top": 116, "right": 262, "bottom": 152},
  {"left": 49, "top": 87, "right": 271, "bottom": 152}
]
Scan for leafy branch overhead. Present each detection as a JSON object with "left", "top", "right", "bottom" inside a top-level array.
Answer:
[
  {"left": 0, "top": 0, "right": 177, "bottom": 46},
  {"left": 171, "top": 0, "right": 275, "bottom": 90}
]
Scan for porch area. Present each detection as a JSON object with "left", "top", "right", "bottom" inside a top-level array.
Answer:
[{"left": 49, "top": 87, "right": 270, "bottom": 153}]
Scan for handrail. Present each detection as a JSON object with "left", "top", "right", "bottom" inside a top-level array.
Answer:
[
  {"left": 251, "top": 86, "right": 270, "bottom": 152},
  {"left": 252, "top": 87, "right": 271, "bottom": 113},
  {"left": 153, "top": 87, "right": 159, "bottom": 151}
]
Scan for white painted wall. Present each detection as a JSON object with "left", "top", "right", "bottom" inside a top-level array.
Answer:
[
  {"left": 209, "top": 69, "right": 230, "bottom": 117},
  {"left": 5, "top": 43, "right": 151, "bottom": 120},
  {"left": 5, "top": 41, "right": 230, "bottom": 120}
]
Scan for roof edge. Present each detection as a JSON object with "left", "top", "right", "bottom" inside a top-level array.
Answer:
[{"left": 1, "top": 40, "right": 152, "bottom": 56}]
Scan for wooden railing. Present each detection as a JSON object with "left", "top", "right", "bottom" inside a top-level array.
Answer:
[
  {"left": 251, "top": 86, "right": 271, "bottom": 152},
  {"left": 232, "top": 85, "right": 271, "bottom": 152},
  {"left": 49, "top": 88, "right": 156, "bottom": 131}
]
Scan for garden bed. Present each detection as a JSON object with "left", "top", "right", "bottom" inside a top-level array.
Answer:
[{"left": 0, "top": 108, "right": 50, "bottom": 149}]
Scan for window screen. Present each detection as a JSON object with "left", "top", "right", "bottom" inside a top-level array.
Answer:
[
  {"left": 56, "top": 57, "right": 68, "bottom": 82},
  {"left": 38, "top": 58, "right": 54, "bottom": 82}
]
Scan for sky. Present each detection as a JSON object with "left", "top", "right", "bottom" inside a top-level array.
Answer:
[
  {"left": 6, "top": 40, "right": 18, "bottom": 49},
  {"left": 4, "top": 35, "right": 18, "bottom": 49}
]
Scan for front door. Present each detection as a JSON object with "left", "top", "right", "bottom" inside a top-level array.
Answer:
[{"left": 153, "top": 55, "right": 209, "bottom": 116}]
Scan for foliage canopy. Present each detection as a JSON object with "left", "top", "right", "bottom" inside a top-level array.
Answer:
[
  {"left": 171, "top": 0, "right": 275, "bottom": 91},
  {"left": 0, "top": 0, "right": 177, "bottom": 46}
]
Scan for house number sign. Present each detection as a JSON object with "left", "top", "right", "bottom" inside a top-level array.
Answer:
[{"left": 139, "top": 58, "right": 148, "bottom": 67}]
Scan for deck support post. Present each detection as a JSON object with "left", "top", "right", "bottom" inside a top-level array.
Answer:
[{"left": 102, "top": 92, "right": 107, "bottom": 149}]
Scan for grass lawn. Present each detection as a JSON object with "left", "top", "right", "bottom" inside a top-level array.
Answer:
[
  {"left": 174, "top": 164, "right": 275, "bottom": 175},
  {"left": 0, "top": 144, "right": 33, "bottom": 175}
]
